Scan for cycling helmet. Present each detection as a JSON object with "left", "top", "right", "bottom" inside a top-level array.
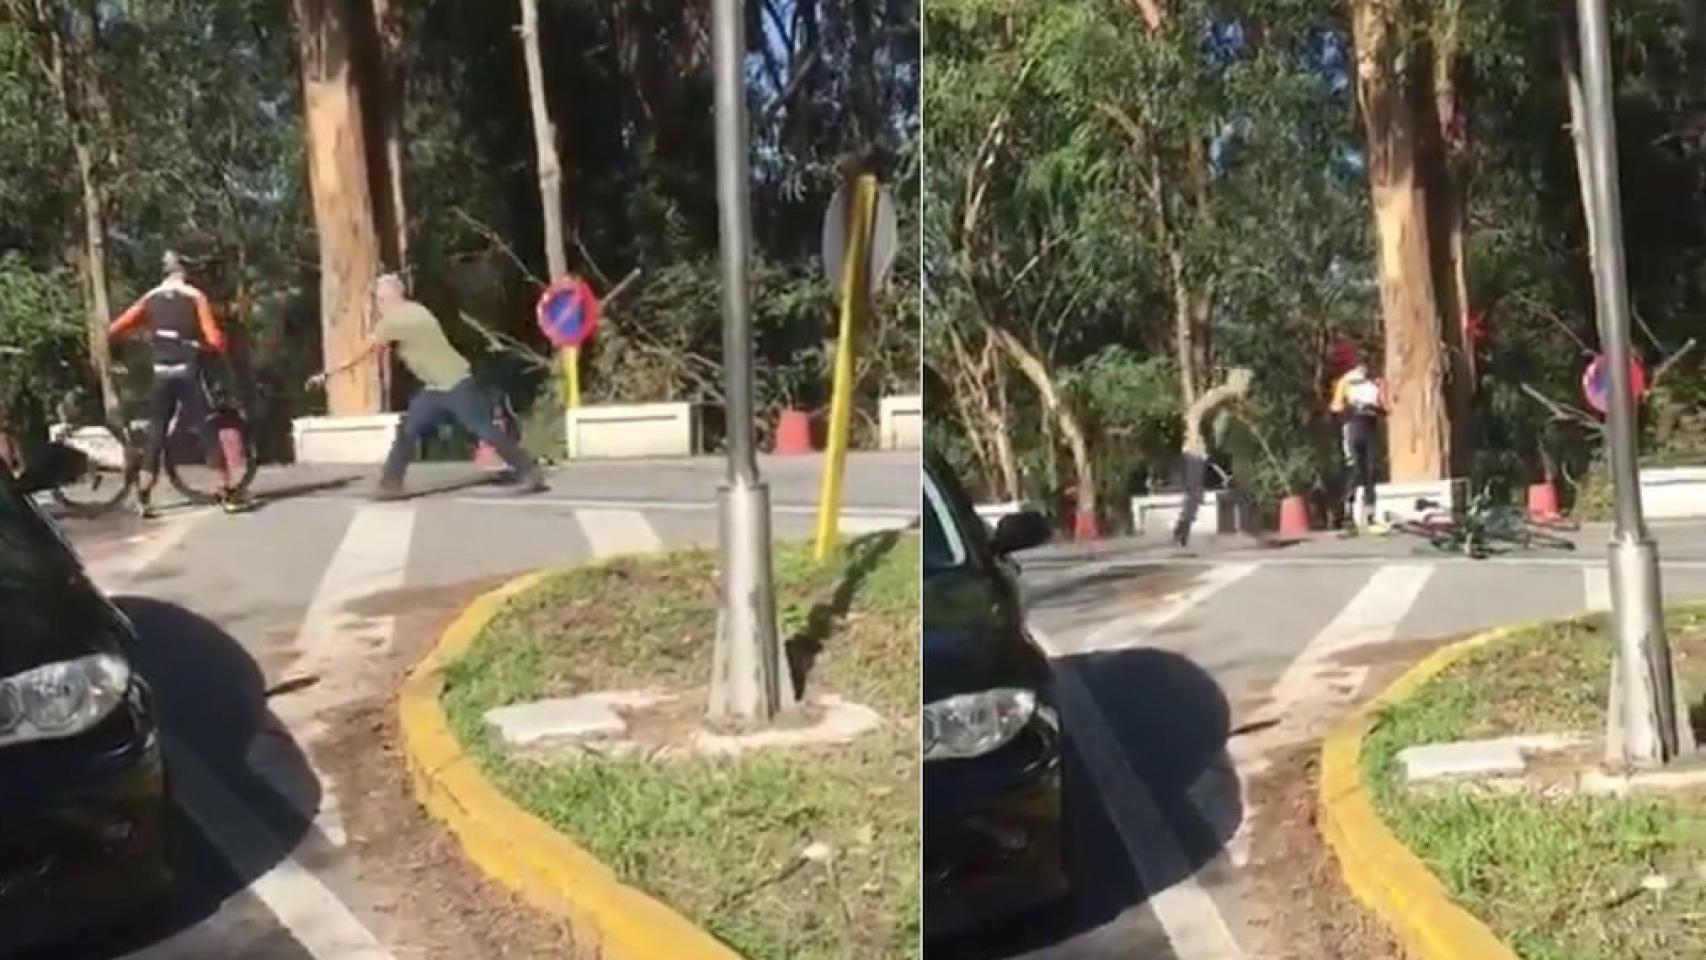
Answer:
[{"left": 161, "top": 250, "right": 186, "bottom": 276}]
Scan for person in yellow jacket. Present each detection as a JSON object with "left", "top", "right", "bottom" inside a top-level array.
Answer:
[{"left": 1329, "top": 356, "right": 1387, "bottom": 533}]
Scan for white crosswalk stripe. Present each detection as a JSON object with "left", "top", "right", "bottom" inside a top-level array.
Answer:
[
  {"left": 1033, "top": 561, "right": 1434, "bottom": 959},
  {"left": 1025, "top": 552, "right": 1706, "bottom": 959},
  {"left": 573, "top": 507, "right": 663, "bottom": 558},
  {"left": 1585, "top": 564, "right": 1612, "bottom": 611}
]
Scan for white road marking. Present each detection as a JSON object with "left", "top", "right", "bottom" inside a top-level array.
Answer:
[
  {"left": 82, "top": 496, "right": 412, "bottom": 954},
  {"left": 1070, "top": 554, "right": 1706, "bottom": 571},
  {"left": 1232, "top": 564, "right": 1434, "bottom": 758},
  {"left": 1585, "top": 564, "right": 1612, "bottom": 612},
  {"left": 1033, "top": 565, "right": 1261, "bottom": 958},
  {"left": 164, "top": 734, "right": 395, "bottom": 959},
  {"left": 278, "top": 504, "right": 416, "bottom": 720},
  {"left": 1218, "top": 565, "right": 1433, "bottom": 871},
  {"left": 449, "top": 492, "right": 918, "bottom": 522},
  {"left": 267, "top": 503, "right": 416, "bottom": 866},
  {"left": 574, "top": 508, "right": 662, "bottom": 558},
  {"left": 1039, "top": 620, "right": 1250, "bottom": 960},
  {"left": 85, "top": 511, "right": 212, "bottom": 590},
  {"left": 1071, "top": 563, "right": 1260, "bottom": 654}
]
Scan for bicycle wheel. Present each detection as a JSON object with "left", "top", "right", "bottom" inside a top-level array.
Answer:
[
  {"left": 47, "top": 421, "right": 135, "bottom": 516},
  {"left": 1521, "top": 528, "right": 1577, "bottom": 552},
  {"left": 163, "top": 409, "right": 257, "bottom": 504},
  {"left": 1426, "top": 531, "right": 1466, "bottom": 555}
]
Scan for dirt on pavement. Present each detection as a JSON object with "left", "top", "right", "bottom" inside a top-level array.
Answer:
[
  {"left": 1241, "top": 745, "right": 1408, "bottom": 960},
  {"left": 310, "top": 584, "right": 587, "bottom": 960}
]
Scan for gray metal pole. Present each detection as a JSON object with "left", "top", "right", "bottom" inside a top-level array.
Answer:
[
  {"left": 1576, "top": 0, "right": 1682, "bottom": 765},
  {"left": 708, "top": 0, "right": 787, "bottom": 722}
]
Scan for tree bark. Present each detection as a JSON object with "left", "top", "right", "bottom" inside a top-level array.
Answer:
[
  {"left": 1168, "top": 247, "right": 1200, "bottom": 408},
  {"left": 519, "top": 0, "right": 569, "bottom": 280},
  {"left": 1561, "top": 24, "right": 1600, "bottom": 289},
  {"left": 17, "top": 0, "right": 121, "bottom": 420},
  {"left": 295, "top": 0, "right": 386, "bottom": 415},
  {"left": 371, "top": 0, "right": 408, "bottom": 274},
  {"left": 990, "top": 327, "right": 1096, "bottom": 529},
  {"left": 940, "top": 323, "right": 1021, "bottom": 502},
  {"left": 1427, "top": 0, "right": 1475, "bottom": 476},
  {"left": 1351, "top": 0, "right": 1452, "bottom": 481},
  {"left": 71, "top": 141, "right": 120, "bottom": 421},
  {"left": 986, "top": 338, "right": 1021, "bottom": 501}
]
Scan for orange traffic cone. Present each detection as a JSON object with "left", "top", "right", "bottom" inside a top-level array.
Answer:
[
  {"left": 774, "top": 409, "right": 812, "bottom": 454},
  {"left": 1278, "top": 495, "right": 1312, "bottom": 535},
  {"left": 1527, "top": 482, "right": 1561, "bottom": 521}
]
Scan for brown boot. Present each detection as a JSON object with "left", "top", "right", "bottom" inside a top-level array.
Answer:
[
  {"left": 514, "top": 468, "right": 548, "bottom": 495},
  {"left": 373, "top": 477, "right": 406, "bottom": 501}
]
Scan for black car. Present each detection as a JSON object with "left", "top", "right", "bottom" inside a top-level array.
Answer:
[
  {"left": 0, "top": 445, "right": 171, "bottom": 956},
  {"left": 923, "top": 453, "right": 1065, "bottom": 938}
]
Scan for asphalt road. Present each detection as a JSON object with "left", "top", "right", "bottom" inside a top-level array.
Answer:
[
  {"left": 16, "top": 451, "right": 918, "bottom": 960},
  {"left": 937, "top": 522, "right": 1706, "bottom": 960}
]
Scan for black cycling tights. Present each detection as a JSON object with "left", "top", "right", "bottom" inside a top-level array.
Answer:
[
  {"left": 1342, "top": 428, "right": 1376, "bottom": 521},
  {"left": 142, "top": 373, "right": 211, "bottom": 482}
]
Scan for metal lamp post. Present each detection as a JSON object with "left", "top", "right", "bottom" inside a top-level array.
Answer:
[
  {"left": 707, "top": 0, "right": 790, "bottom": 722},
  {"left": 1576, "top": 0, "right": 1687, "bottom": 766}
]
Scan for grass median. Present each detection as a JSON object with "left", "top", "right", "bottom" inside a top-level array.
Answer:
[
  {"left": 441, "top": 532, "right": 920, "bottom": 960},
  {"left": 1361, "top": 606, "right": 1706, "bottom": 960}
]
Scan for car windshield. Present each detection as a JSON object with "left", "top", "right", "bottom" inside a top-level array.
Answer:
[{"left": 924, "top": 472, "right": 966, "bottom": 572}]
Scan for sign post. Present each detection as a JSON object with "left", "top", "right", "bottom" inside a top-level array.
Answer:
[
  {"left": 707, "top": 0, "right": 790, "bottom": 723},
  {"left": 813, "top": 174, "right": 899, "bottom": 563},
  {"left": 1576, "top": 0, "right": 1689, "bottom": 767},
  {"left": 536, "top": 277, "right": 600, "bottom": 411}
]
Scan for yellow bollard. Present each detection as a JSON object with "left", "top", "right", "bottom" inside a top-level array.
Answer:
[
  {"left": 814, "top": 174, "right": 879, "bottom": 563},
  {"left": 563, "top": 345, "right": 581, "bottom": 410}
]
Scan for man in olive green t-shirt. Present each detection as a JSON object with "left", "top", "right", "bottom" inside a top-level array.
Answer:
[{"left": 310, "top": 274, "right": 545, "bottom": 498}]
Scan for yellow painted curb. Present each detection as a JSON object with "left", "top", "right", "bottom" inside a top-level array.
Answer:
[
  {"left": 398, "top": 571, "right": 746, "bottom": 960},
  {"left": 1318, "top": 622, "right": 1539, "bottom": 960}
]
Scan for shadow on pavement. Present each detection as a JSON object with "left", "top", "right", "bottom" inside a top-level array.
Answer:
[
  {"left": 246, "top": 474, "right": 360, "bottom": 511},
  {"left": 786, "top": 529, "right": 902, "bottom": 699},
  {"left": 41, "top": 598, "right": 320, "bottom": 959},
  {"left": 932, "top": 647, "right": 1239, "bottom": 959},
  {"left": 391, "top": 470, "right": 510, "bottom": 501}
]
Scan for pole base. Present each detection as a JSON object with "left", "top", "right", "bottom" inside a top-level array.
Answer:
[
  {"left": 709, "top": 480, "right": 794, "bottom": 724},
  {"left": 1603, "top": 536, "right": 1693, "bottom": 768}
]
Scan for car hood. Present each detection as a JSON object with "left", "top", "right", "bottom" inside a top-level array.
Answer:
[
  {"left": 0, "top": 499, "right": 125, "bottom": 676},
  {"left": 923, "top": 567, "right": 1049, "bottom": 703}
]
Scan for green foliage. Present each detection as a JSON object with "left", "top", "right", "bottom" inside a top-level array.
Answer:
[
  {"left": 926, "top": 0, "right": 1373, "bottom": 518},
  {"left": 444, "top": 537, "right": 922, "bottom": 960},
  {"left": 1361, "top": 610, "right": 1706, "bottom": 960},
  {"left": 0, "top": 0, "right": 918, "bottom": 459},
  {"left": 928, "top": 0, "right": 1706, "bottom": 522}
]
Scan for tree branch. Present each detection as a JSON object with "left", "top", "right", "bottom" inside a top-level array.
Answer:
[
  {"left": 450, "top": 206, "right": 544, "bottom": 287},
  {"left": 1652, "top": 337, "right": 1697, "bottom": 389},
  {"left": 1519, "top": 382, "right": 1602, "bottom": 431}
]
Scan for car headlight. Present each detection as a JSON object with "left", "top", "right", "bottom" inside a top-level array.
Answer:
[
  {"left": 0, "top": 654, "right": 131, "bottom": 748},
  {"left": 924, "top": 688, "right": 1037, "bottom": 761}
]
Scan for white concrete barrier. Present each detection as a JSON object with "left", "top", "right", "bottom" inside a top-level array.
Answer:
[
  {"left": 1374, "top": 478, "right": 1468, "bottom": 523},
  {"left": 1131, "top": 491, "right": 1237, "bottom": 537},
  {"left": 879, "top": 394, "right": 922, "bottom": 450},
  {"left": 1638, "top": 466, "right": 1706, "bottom": 520},
  {"left": 566, "top": 402, "right": 703, "bottom": 459},
  {"left": 974, "top": 501, "right": 1029, "bottom": 529},
  {"left": 50, "top": 422, "right": 136, "bottom": 471},
  {"left": 292, "top": 414, "right": 403, "bottom": 464}
]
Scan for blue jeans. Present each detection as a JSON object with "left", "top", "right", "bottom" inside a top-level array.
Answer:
[{"left": 382, "top": 378, "right": 533, "bottom": 484}]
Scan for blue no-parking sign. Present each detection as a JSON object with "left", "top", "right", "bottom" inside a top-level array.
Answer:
[
  {"left": 1581, "top": 353, "right": 1648, "bottom": 415},
  {"left": 536, "top": 277, "right": 600, "bottom": 349}
]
